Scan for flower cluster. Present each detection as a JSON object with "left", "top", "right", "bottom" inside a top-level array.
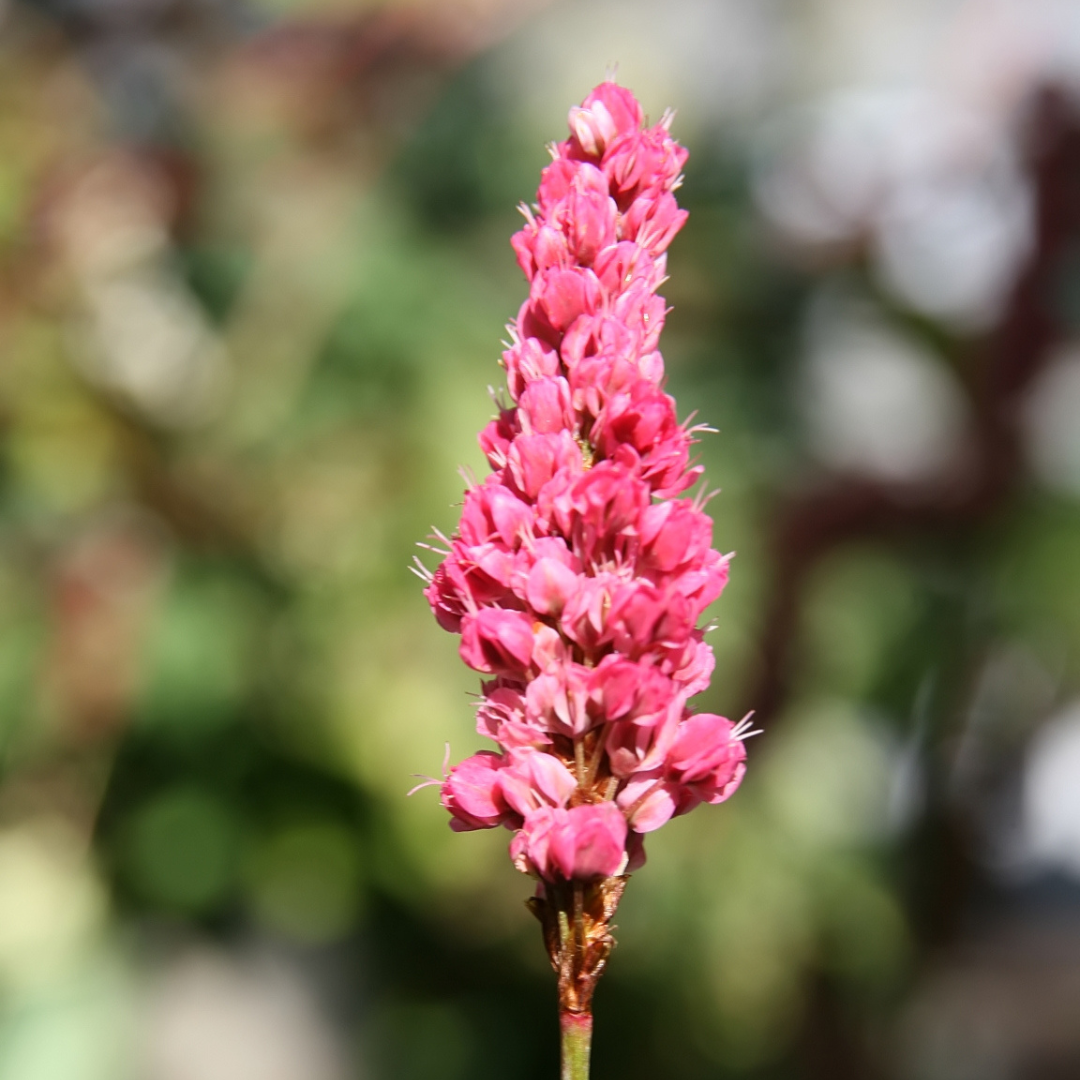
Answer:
[{"left": 418, "top": 81, "right": 750, "bottom": 886}]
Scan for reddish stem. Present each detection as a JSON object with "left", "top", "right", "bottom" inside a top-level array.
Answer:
[{"left": 560, "top": 1010, "right": 592, "bottom": 1080}]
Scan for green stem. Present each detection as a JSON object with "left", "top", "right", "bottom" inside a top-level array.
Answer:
[{"left": 560, "top": 1011, "right": 592, "bottom": 1080}]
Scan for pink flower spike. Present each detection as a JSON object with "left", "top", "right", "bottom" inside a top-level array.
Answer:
[{"left": 415, "top": 81, "right": 752, "bottom": 1065}]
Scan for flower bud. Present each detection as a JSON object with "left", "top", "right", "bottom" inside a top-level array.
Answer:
[
  {"left": 567, "top": 82, "right": 643, "bottom": 158},
  {"left": 549, "top": 803, "right": 628, "bottom": 880},
  {"left": 525, "top": 557, "right": 580, "bottom": 617},
  {"left": 460, "top": 609, "right": 536, "bottom": 677},
  {"left": 666, "top": 713, "right": 747, "bottom": 804},
  {"left": 442, "top": 752, "right": 510, "bottom": 831},
  {"left": 518, "top": 376, "right": 575, "bottom": 436},
  {"left": 499, "top": 747, "right": 577, "bottom": 816}
]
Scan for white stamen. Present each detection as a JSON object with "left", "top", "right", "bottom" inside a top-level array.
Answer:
[
  {"left": 417, "top": 541, "right": 450, "bottom": 557},
  {"left": 409, "top": 557, "right": 434, "bottom": 584},
  {"left": 406, "top": 776, "right": 442, "bottom": 796},
  {"left": 731, "top": 712, "right": 763, "bottom": 741}
]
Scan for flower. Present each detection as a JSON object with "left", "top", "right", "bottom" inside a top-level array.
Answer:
[
  {"left": 418, "top": 80, "right": 752, "bottom": 889},
  {"left": 512, "top": 802, "right": 629, "bottom": 880}
]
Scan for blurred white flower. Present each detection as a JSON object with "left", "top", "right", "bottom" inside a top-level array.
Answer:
[
  {"left": 801, "top": 294, "right": 971, "bottom": 482},
  {"left": 52, "top": 153, "right": 231, "bottom": 429},
  {"left": 140, "top": 948, "right": 348, "bottom": 1080},
  {"left": 1022, "top": 701, "right": 1080, "bottom": 879},
  {"left": 1023, "top": 344, "right": 1080, "bottom": 498},
  {"left": 0, "top": 819, "right": 108, "bottom": 992},
  {"left": 756, "top": 88, "right": 1032, "bottom": 328}
]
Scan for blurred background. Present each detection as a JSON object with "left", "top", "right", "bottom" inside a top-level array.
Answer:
[{"left": 2, "top": 0, "right": 1080, "bottom": 1077}]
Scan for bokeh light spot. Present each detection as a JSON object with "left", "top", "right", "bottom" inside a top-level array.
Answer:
[
  {"left": 122, "top": 787, "right": 242, "bottom": 912},
  {"left": 246, "top": 821, "right": 362, "bottom": 944}
]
